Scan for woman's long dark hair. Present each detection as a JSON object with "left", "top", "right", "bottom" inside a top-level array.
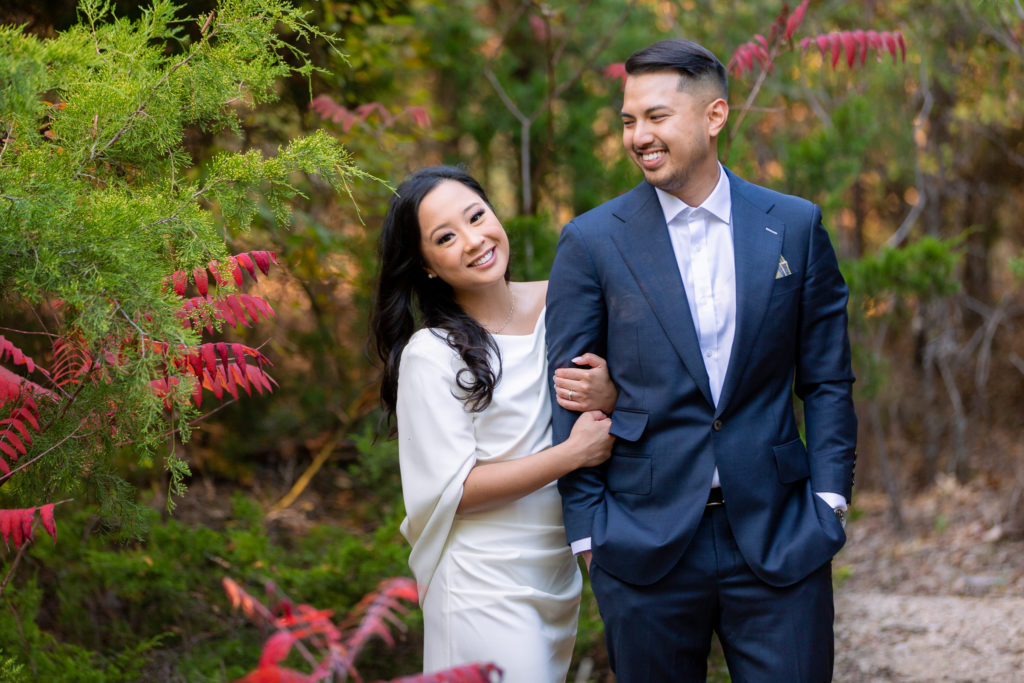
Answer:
[{"left": 371, "top": 166, "right": 511, "bottom": 434}]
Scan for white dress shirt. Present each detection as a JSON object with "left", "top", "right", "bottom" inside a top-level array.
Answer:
[{"left": 570, "top": 165, "right": 844, "bottom": 555}]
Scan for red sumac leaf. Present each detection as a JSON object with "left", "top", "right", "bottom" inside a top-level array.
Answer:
[
  {"left": 231, "top": 260, "right": 244, "bottom": 286},
  {"left": 193, "top": 268, "right": 209, "bottom": 296},
  {"left": 406, "top": 105, "right": 432, "bottom": 128},
  {"left": 784, "top": 0, "right": 809, "bottom": 40},
  {"left": 0, "top": 335, "right": 37, "bottom": 373},
  {"left": 0, "top": 508, "right": 34, "bottom": 548},
  {"left": 883, "top": 31, "right": 897, "bottom": 63},
  {"left": 235, "top": 253, "right": 257, "bottom": 281},
  {"left": 1, "top": 416, "right": 32, "bottom": 443},
  {"left": 171, "top": 270, "right": 188, "bottom": 296},
  {"left": 815, "top": 33, "right": 829, "bottom": 56},
  {"left": 4, "top": 431, "right": 26, "bottom": 455},
  {"left": 829, "top": 32, "right": 842, "bottom": 69},
  {"left": 208, "top": 259, "right": 229, "bottom": 286},
  {"left": 252, "top": 250, "right": 271, "bottom": 275},
  {"left": 852, "top": 29, "right": 868, "bottom": 66},
  {"left": 38, "top": 503, "right": 56, "bottom": 544},
  {"left": 217, "top": 342, "right": 231, "bottom": 372},
  {"left": 215, "top": 298, "right": 239, "bottom": 327},
  {"left": 0, "top": 439, "right": 18, "bottom": 461},
  {"left": 229, "top": 363, "right": 252, "bottom": 396},
  {"left": 603, "top": 62, "right": 627, "bottom": 85},
  {"left": 841, "top": 31, "right": 857, "bottom": 68},
  {"left": 201, "top": 344, "right": 218, "bottom": 376}
]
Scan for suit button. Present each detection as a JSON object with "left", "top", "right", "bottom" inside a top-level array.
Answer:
[{"left": 712, "top": 419, "right": 723, "bottom": 431}]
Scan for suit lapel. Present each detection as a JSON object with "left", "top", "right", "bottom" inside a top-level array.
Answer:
[
  {"left": 609, "top": 184, "right": 714, "bottom": 407},
  {"left": 716, "top": 172, "right": 785, "bottom": 415}
]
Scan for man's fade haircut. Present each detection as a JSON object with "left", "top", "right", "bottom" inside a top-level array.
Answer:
[{"left": 624, "top": 39, "right": 728, "bottom": 100}]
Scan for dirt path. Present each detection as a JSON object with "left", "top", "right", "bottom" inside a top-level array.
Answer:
[
  {"left": 834, "top": 592, "right": 1024, "bottom": 681},
  {"left": 832, "top": 477, "right": 1024, "bottom": 682}
]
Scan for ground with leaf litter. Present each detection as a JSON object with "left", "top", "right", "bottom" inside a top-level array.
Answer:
[{"left": 833, "top": 475, "right": 1024, "bottom": 682}]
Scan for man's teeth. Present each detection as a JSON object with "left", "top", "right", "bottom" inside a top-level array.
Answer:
[
  {"left": 642, "top": 151, "right": 665, "bottom": 161},
  {"left": 470, "top": 249, "right": 494, "bottom": 267}
]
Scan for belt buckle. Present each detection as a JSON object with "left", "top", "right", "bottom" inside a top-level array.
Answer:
[{"left": 705, "top": 488, "right": 725, "bottom": 507}]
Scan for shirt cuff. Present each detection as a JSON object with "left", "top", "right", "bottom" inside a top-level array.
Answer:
[
  {"left": 570, "top": 537, "right": 592, "bottom": 554},
  {"left": 815, "top": 491, "right": 848, "bottom": 510}
]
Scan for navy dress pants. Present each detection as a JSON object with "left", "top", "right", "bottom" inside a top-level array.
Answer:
[{"left": 589, "top": 504, "right": 834, "bottom": 682}]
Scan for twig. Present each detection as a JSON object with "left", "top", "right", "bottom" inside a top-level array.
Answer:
[
  {"left": 887, "top": 65, "right": 933, "bottom": 248},
  {"left": 0, "top": 424, "right": 83, "bottom": 485},
  {"left": 116, "top": 399, "right": 239, "bottom": 447},
  {"left": 76, "top": 23, "right": 218, "bottom": 178},
  {"left": 0, "top": 121, "right": 14, "bottom": 164},
  {"left": 728, "top": 42, "right": 782, "bottom": 146}
]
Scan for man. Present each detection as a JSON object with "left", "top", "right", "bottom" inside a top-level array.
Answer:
[{"left": 546, "top": 38, "right": 857, "bottom": 681}]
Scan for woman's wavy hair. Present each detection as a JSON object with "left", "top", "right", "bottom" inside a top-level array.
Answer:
[{"left": 371, "top": 165, "right": 511, "bottom": 434}]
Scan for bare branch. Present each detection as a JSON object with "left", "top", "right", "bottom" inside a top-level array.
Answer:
[
  {"left": 0, "top": 424, "right": 83, "bottom": 485},
  {"left": 887, "top": 65, "right": 934, "bottom": 248}
]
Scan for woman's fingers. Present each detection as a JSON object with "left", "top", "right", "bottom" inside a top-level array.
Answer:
[{"left": 572, "top": 352, "right": 607, "bottom": 369}]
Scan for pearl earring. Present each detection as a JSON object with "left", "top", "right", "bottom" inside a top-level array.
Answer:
[{"left": 427, "top": 272, "right": 436, "bottom": 279}]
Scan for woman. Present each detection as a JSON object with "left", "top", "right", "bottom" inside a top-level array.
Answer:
[{"left": 371, "top": 166, "right": 616, "bottom": 682}]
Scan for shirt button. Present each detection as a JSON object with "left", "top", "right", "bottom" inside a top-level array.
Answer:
[{"left": 712, "top": 419, "right": 723, "bottom": 431}]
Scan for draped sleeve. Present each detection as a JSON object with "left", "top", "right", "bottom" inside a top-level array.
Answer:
[{"left": 396, "top": 330, "right": 478, "bottom": 604}]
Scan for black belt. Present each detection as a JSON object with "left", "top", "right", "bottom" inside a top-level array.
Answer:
[{"left": 706, "top": 488, "right": 725, "bottom": 506}]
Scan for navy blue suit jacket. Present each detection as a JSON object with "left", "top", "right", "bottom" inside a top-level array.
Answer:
[{"left": 546, "top": 169, "right": 857, "bottom": 588}]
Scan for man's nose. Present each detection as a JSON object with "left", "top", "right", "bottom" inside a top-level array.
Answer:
[{"left": 632, "top": 122, "right": 655, "bottom": 146}]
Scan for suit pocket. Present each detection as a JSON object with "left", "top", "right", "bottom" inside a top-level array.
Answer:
[
  {"left": 606, "top": 453, "right": 652, "bottom": 495},
  {"left": 609, "top": 408, "right": 648, "bottom": 442},
  {"left": 770, "top": 274, "right": 801, "bottom": 298},
  {"left": 773, "top": 437, "right": 810, "bottom": 483}
]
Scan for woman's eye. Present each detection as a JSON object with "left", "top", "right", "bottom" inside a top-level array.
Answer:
[
  {"left": 436, "top": 233, "right": 454, "bottom": 245},
  {"left": 470, "top": 210, "right": 485, "bottom": 223}
]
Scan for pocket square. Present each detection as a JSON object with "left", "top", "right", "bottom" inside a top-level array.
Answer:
[{"left": 775, "top": 255, "right": 792, "bottom": 279}]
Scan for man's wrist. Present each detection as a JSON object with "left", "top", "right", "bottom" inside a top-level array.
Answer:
[
  {"left": 815, "top": 491, "right": 847, "bottom": 510},
  {"left": 570, "top": 537, "right": 592, "bottom": 554}
]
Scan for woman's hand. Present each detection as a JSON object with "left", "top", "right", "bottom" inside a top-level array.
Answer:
[
  {"left": 565, "top": 410, "right": 615, "bottom": 468},
  {"left": 554, "top": 353, "right": 617, "bottom": 414}
]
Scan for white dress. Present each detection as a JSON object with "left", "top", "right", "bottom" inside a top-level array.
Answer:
[{"left": 396, "top": 312, "right": 582, "bottom": 683}]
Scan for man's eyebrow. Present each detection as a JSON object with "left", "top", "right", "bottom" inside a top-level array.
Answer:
[{"left": 620, "top": 105, "right": 671, "bottom": 118}]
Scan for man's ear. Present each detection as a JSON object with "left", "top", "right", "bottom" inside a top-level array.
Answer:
[{"left": 707, "top": 97, "right": 729, "bottom": 137}]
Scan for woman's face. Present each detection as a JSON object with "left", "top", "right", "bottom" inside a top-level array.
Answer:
[{"left": 417, "top": 180, "right": 510, "bottom": 296}]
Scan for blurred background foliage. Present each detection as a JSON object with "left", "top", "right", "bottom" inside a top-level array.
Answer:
[{"left": 1, "top": 0, "right": 1023, "bottom": 679}]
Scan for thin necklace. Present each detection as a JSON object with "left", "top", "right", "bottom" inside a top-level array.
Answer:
[{"left": 485, "top": 293, "right": 516, "bottom": 334}]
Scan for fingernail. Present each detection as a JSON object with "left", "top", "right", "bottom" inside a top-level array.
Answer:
[{"left": 572, "top": 356, "right": 583, "bottom": 363}]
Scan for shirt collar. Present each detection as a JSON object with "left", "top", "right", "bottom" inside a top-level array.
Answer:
[{"left": 654, "top": 162, "right": 732, "bottom": 225}]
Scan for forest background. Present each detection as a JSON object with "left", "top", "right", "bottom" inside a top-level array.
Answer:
[{"left": 1, "top": 0, "right": 1022, "bottom": 681}]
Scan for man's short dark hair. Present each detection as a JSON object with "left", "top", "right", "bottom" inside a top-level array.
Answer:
[{"left": 624, "top": 39, "right": 728, "bottom": 100}]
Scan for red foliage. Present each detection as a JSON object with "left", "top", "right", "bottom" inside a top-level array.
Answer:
[
  {"left": 224, "top": 576, "right": 502, "bottom": 682},
  {"left": 387, "top": 664, "right": 503, "bottom": 683},
  {"left": 0, "top": 334, "right": 39, "bottom": 374},
  {"left": 727, "top": 0, "right": 906, "bottom": 78},
  {"left": 800, "top": 30, "right": 907, "bottom": 69},
  {"left": 0, "top": 504, "right": 58, "bottom": 549},
  {"left": 1, "top": 249, "right": 284, "bottom": 550},
  {"left": 0, "top": 338, "right": 48, "bottom": 475},
  {"left": 309, "top": 95, "right": 432, "bottom": 132},
  {"left": 602, "top": 62, "right": 627, "bottom": 86}
]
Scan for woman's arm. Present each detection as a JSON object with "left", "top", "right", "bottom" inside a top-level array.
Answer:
[{"left": 458, "top": 410, "right": 613, "bottom": 514}]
